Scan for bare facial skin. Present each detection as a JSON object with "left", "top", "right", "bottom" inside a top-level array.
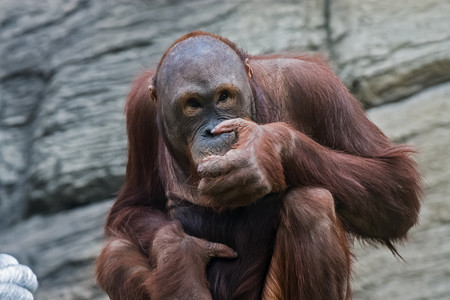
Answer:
[{"left": 155, "top": 36, "right": 253, "bottom": 168}]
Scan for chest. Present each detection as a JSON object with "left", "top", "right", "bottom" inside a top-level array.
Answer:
[{"left": 169, "top": 194, "right": 282, "bottom": 300}]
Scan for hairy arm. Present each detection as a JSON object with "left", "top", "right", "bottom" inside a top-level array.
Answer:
[
  {"left": 276, "top": 55, "right": 421, "bottom": 241},
  {"left": 96, "top": 203, "right": 169, "bottom": 300},
  {"left": 264, "top": 121, "right": 420, "bottom": 241},
  {"left": 97, "top": 201, "right": 236, "bottom": 300},
  {"left": 197, "top": 55, "right": 421, "bottom": 243}
]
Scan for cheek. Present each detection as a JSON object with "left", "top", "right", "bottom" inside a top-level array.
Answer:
[
  {"left": 161, "top": 116, "right": 196, "bottom": 166},
  {"left": 235, "top": 95, "right": 253, "bottom": 119},
  {"left": 220, "top": 102, "right": 250, "bottom": 120}
]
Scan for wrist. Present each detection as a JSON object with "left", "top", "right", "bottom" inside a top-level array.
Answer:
[{"left": 259, "top": 123, "right": 290, "bottom": 192}]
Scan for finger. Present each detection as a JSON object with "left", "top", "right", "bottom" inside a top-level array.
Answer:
[
  {"left": 197, "top": 155, "right": 231, "bottom": 178},
  {"left": 0, "top": 265, "right": 38, "bottom": 293},
  {"left": 198, "top": 167, "right": 260, "bottom": 196},
  {"left": 0, "top": 283, "right": 34, "bottom": 300},
  {"left": 199, "top": 182, "right": 270, "bottom": 209},
  {"left": 199, "top": 240, "right": 238, "bottom": 259},
  {"left": 0, "top": 254, "right": 18, "bottom": 268},
  {"left": 212, "top": 118, "right": 252, "bottom": 135},
  {"left": 197, "top": 150, "right": 248, "bottom": 178}
]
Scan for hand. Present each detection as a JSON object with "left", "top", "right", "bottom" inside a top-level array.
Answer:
[
  {"left": 150, "top": 222, "right": 237, "bottom": 300},
  {"left": 0, "top": 254, "right": 38, "bottom": 300},
  {"left": 196, "top": 118, "right": 286, "bottom": 209}
]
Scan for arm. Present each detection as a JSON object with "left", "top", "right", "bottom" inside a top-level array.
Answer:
[
  {"left": 276, "top": 55, "right": 422, "bottom": 241},
  {"left": 96, "top": 200, "right": 236, "bottom": 300},
  {"left": 96, "top": 202, "right": 170, "bottom": 300},
  {"left": 197, "top": 55, "right": 421, "bottom": 243},
  {"left": 265, "top": 122, "right": 420, "bottom": 241}
]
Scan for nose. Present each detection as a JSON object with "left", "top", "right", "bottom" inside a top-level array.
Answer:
[
  {"left": 204, "top": 125, "right": 215, "bottom": 137},
  {"left": 201, "top": 121, "right": 236, "bottom": 146},
  {"left": 201, "top": 122, "right": 236, "bottom": 144}
]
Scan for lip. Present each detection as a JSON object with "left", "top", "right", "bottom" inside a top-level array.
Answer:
[{"left": 191, "top": 130, "right": 237, "bottom": 165}]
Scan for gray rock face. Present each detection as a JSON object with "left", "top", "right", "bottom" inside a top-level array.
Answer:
[
  {"left": 0, "top": 0, "right": 449, "bottom": 299},
  {"left": 0, "top": 200, "right": 111, "bottom": 300},
  {"left": 330, "top": 0, "right": 450, "bottom": 107},
  {"left": 0, "top": 0, "right": 327, "bottom": 227},
  {"left": 354, "top": 83, "right": 450, "bottom": 300}
]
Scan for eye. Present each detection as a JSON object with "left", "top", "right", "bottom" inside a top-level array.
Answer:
[
  {"left": 186, "top": 98, "right": 201, "bottom": 108},
  {"left": 218, "top": 91, "right": 229, "bottom": 102}
]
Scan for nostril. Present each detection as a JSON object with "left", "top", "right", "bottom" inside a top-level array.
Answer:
[{"left": 204, "top": 127, "right": 214, "bottom": 137}]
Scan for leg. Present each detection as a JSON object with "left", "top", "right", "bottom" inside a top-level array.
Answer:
[{"left": 262, "top": 187, "right": 351, "bottom": 300}]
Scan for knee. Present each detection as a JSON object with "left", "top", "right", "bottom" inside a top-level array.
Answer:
[
  {"left": 282, "top": 187, "right": 337, "bottom": 227},
  {"left": 285, "top": 187, "right": 334, "bottom": 210}
]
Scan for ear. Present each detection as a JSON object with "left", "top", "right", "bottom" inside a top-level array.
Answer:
[
  {"left": 148, "top": 84, "right": 157, "bottom": 102},
  {"left": 245, "top": 58, "right": 253, "bottom": 78}
]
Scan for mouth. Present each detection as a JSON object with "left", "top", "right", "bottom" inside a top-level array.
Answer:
[{"left": 190, "top": 131, "right": 236, "bottom": 166}]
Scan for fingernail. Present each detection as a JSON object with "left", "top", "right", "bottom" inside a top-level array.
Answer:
[{"left": 233, "top": 251, "right": 238, "bottom": 257}]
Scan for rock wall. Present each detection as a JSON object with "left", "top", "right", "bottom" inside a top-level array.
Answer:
[{"left": 0, "top": 0, "right": 449, "bottom": 299}]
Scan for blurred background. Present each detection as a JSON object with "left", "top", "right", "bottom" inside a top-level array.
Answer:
[{"left": 0, "top": 0, "right": 449, "bottom": 299}]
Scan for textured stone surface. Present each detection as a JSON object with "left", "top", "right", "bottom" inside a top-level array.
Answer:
[
  {"left": 0, "top": 0, "right": 327, "bottom": 226},
  {"left": 330, "top": 0, "right": 450, "bottom": 107},
  {"left": 0, "top": 0, "right": 449, "bottom": 299},
  {"left": 0, "top": 200, "right": 111, "bottom": 300},
  {"left": 354, "top": 82, "right": 450, "bottom": 300}
]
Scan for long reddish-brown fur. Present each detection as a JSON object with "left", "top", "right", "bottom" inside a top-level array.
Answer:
[{"left": 96, "top": 31, "right": 421, "bottom": 299}]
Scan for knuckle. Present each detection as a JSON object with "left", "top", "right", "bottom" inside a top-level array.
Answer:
[
  {"left": 198, "top": 183, "right": 212, "bottom": 196},
  {"left": 198, "top": 180, "right": 206, "bottom": 191},
  {"left": 204, "top": 241, "right": 216, "bottom": 256}
]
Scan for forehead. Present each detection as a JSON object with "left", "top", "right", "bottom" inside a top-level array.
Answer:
[{"left": 157, "top": 36, "right": 247, "bottom": 97}]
